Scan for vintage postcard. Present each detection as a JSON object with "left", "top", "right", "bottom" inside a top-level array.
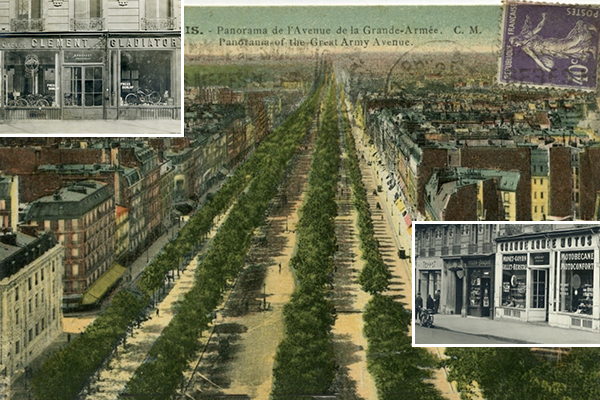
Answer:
[
  {"left": 0, "top": 0, "right": 182, "bottom": 136},
  {"left": 2, "top": 3, "right": 600, "bottom": 400}
]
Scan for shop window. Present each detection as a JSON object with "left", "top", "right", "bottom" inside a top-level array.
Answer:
[
  {"left": 121, "top": 51, "right": 171, "bottom": 106},
  {"left": 502, "top": 268, "right": 526, "bottom": 308},
  {"left": 4, "top": 51, "right": 57, "bottom": 107},
  {"left": 560, "top": 263, "right": 593, "bottom": 315}
]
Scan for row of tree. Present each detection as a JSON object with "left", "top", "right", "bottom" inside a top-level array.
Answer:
[
  {"left": 340, "top": 92, "right": 443, "bottom": 400},
  {"left": 32, "top": 81, "right": 322, "bottom": 400},
  {"left": 338, "top": 90, "right": 391, "bottom": 295},
  {"left": 122, "top": 85, "right": 325, "bottom": 399},
  {"left": 32, "top": 291, "right": 145, "bottom": 400},
  {"left": 271, "top": 75, "right": 340, "bottom": 398},
  {"left": 444, "top": 347, "right": 600, "bottom": 400}
]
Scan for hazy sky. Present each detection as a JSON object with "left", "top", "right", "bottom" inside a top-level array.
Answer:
[{"left": 185, "top": 6, "right": 502, "bottom": 54}]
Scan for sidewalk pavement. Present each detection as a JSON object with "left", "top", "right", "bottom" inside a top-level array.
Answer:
[
  {"left": 0, "top": 119, "right": 181, "bottom": 135},
  {"left": 429, "top": 314, "right": 600, "bottom": 345}
]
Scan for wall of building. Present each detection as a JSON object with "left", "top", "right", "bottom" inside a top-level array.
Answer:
[{"left": 0, "top": 238, "right": 63, "bottom": 381}]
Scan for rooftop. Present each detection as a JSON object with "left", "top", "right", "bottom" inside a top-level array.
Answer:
[
  {"left": 0, "top": 233, "right": 56, "bottom": 282},
  {"left": 26, "top": 180, "right": 112, "bottom": 221}
]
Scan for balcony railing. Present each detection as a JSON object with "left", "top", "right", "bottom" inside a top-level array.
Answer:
[
  {"left": 441, "top": 246, "right": 450, "bottom": 256},
  {"left": 141, "top": 17, "right": 175, "bottom": 31},
  {"left": 10, "top": 18, "right": 44, "bottom": 32},
  {"left": 70, "top": 18, "right": 105, "bottom": 31}
]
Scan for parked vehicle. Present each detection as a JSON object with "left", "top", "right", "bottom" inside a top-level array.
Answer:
[{"left": 420, "top": 308, "right": 434, "bottom": 328}]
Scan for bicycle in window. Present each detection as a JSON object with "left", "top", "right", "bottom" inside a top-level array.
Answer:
[{"left": 124, "top": 88, "right": 162, "bottom": 106}]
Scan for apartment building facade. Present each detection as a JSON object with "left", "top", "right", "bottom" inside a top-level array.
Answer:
[
  {"left": 24, "top": 181, "right": 115, "bottom": 309},
  {"left": 0, "top": 233, "right": 63, "bottom": 396}
]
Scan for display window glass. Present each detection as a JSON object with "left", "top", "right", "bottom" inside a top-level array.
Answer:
[
  {"left": 120, "top": 50, "right": 172, "bottom": 106},
  {"left": 560, "top": 269, "right": 593, "bottom": 315},
  {"left": 502, "top": 269, "right": 526, "bottom": 308},
  {"left": 4, "top": 51, "right": 58, "bottom": 107}
]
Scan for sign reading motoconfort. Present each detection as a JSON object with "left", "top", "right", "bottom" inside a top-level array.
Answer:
[
  {"left": 561, "top": 250, "right": 594, "bottom": 270},
  {"left": 0, "top": 37, "right": 180, "bottom": 50},
  {"left": 502, "top": 254, "right": 527, "bottom": 270}
]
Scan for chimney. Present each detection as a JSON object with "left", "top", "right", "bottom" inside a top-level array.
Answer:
[{"left": 0, "top": 232, "right": 17, "bottom": 246}]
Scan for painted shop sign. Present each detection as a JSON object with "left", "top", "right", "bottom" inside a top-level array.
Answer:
[
  {"left": 64, "top": 50, "right": 104, "bottom": 63},
  {"left": 561, "top": 250, "right": 594, "bottom": 270},
  {"left": 417, "top": 258, "right": 442, "bottom": 270},
  {"left": 465, "top": 258, "right": 493, "bottom": 268},
  {"left": 502, "top": 253, "right": 527, "bottom": 270},
  {"left": 530, "top": 252, "right": 550, "bottom": 266},
  {"left": 0, "top": 37, "right": 180, "bottom": 50},
  {"left": 108, "top": 38, "right": 181, "bottom": 48},
  {"left": 0, "top": 38, "right": 102, "bottom": 49}
]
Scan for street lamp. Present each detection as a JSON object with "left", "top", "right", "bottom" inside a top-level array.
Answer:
[{"left": 263, "top": 283, "right": 267, "bottom": 310}]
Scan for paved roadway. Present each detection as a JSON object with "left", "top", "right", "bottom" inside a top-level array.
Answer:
[{"left": 414, "top": 325, "right": 517, "bottom": 345}]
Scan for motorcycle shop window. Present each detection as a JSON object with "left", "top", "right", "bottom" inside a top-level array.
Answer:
[
  {"left": 4, "top": 51, "right": 58, "bottom": 107},
  {"left": 559, "top": 252, "right": 594, "bottom": 315},
  {"left": 120, "top": 51, "right": 171, "bottom": 106}
]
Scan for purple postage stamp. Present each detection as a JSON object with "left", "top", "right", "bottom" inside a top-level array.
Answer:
[{"left": 499, "top": 1, "right": 600, "bottom": 91}]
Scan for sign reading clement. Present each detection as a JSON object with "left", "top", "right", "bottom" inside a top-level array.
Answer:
[
  {"left": 502, "top": 253, "right": 527, "bottom": 270},
  {"left": 561, "top": 250, "right": 594, "bottom": 270}
]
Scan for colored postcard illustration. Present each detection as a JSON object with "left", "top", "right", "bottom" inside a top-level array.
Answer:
[
  {"left": 0, "top": 0, "right": 182, "bottom": 135},
  {"left": 3, "top": 3, "right": 600, "bottom": 400}
]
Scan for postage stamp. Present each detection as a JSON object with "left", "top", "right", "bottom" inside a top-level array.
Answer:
[{"left": 499, "top": 1, "right": 600, "bottom": 91}]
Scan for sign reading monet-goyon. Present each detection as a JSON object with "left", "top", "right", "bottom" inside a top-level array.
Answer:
[{"left": 499, "top": 2, "right": 600, "bottom": 91}]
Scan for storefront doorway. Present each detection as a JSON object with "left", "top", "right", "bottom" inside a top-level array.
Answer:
[
  {"left": 63, "top": 65, "right": 104, "bottom": 119},
  {"left": 455, "top": 274, "right": 463, "bottom": 315},
  {"left": 531, "top": 268, "right": 549, "bottom": 321}
]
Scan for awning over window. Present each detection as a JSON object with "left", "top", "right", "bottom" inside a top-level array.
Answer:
[{"left": 81, "top": 263, "right": 126, "bottom": 306}]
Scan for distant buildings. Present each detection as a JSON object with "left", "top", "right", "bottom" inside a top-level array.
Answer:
[
  {"left": 0, "top": 176, "right": 18, "bottom": 232},
  {"left": 0, "top": 233, "right": 63, "bottom": 392},
  {"left": 362, "top": 91, "right": 600, "bottom": 222},
  {"left": 24, "top": 181, "right": 115, "bottom": 309}
]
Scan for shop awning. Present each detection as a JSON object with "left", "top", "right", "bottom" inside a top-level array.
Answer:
[
  {"left": 395, "top": 197, "right": 406, "bottom": 212},
  {"left": 81, "top": 263, "right": 126, "bottom": 306}
]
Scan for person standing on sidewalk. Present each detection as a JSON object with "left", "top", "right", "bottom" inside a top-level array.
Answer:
[
  {"left": 416, "top": 293, "right": 423, "bottom": 319},
  {"left": 434, "top": 290, "right": 441, "bottom": 314},
  {"left": 427, "top": 294, "right": 434, "bottom": 311}
]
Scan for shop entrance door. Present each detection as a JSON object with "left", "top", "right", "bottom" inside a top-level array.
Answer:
[
  {"left": 63, "top": 65, "right": 104, "bottom": 119},
  {"left": 455, "top": 275, "right": 463, "bottom": 315},
  {"left": 532, "top": 269, "right": 549, "bottom": 321}
]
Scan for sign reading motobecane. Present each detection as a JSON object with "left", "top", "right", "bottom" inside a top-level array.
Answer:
[
  {"left": 502, "top": 253, "right": 527, "bottom": 270},
  {"left": 561, "top": 250, "right": 594, "bottom": 270}
]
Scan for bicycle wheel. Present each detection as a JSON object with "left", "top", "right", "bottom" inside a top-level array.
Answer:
[
  {"left": 36, "top": 99, "right": 49, "bottom": 107},
  {"left": 147, "top": 91, "right": 161, "bottom": 105},
  {"left": 16, "top": 99, "right": 28, "bottom": 107},
  {"left": 125, "top": 93, "right": 139, "bottom": 105}
]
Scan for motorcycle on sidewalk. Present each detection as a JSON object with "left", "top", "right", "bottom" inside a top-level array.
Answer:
[{"left": 419, "top": 308, "right": 435, "bottom": 328}]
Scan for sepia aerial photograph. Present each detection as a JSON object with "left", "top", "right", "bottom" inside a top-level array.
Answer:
[{"left": 2, "top": 2, "right": 600, "bottom": 400}]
